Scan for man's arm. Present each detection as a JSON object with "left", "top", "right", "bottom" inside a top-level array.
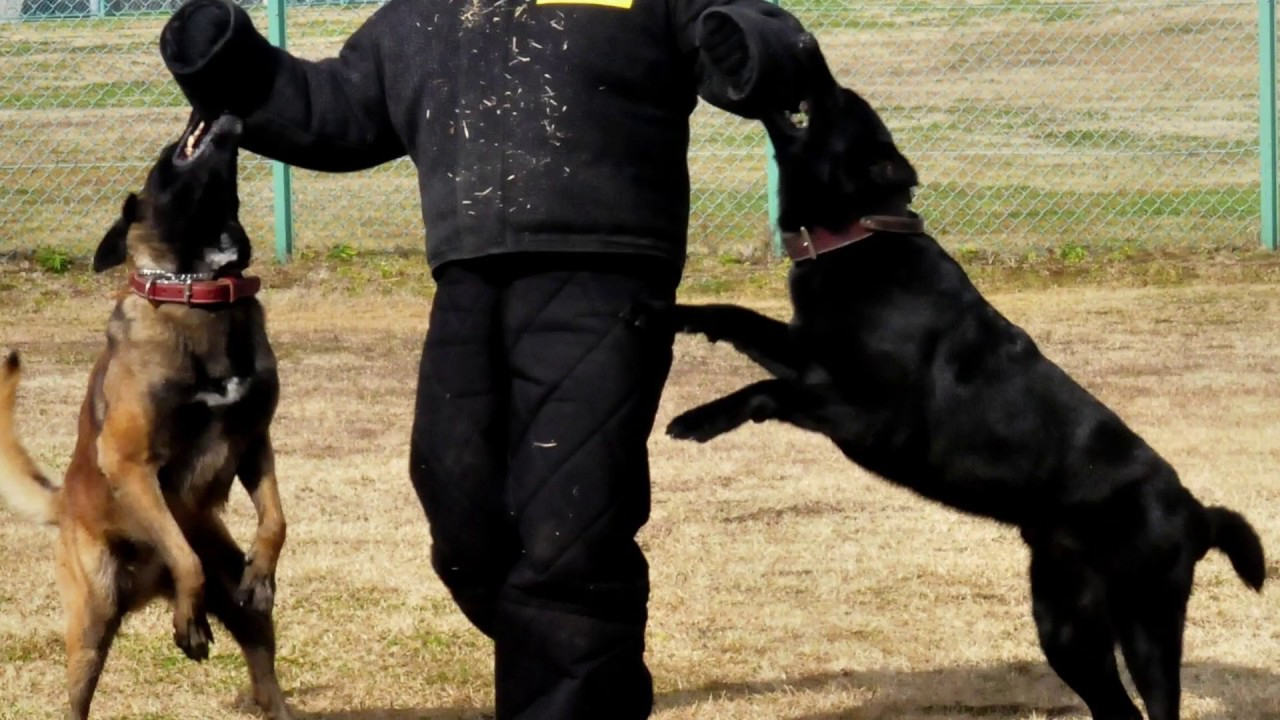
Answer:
[
  {"left": 675, "top": 0, "right": 817, "bottom": 118},
  {"left": 159, "top": 0, "right": 403, "bottom": 172}
]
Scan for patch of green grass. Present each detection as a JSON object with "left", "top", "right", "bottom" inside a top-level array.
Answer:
[
  {"left": 35, "top": 246, "right": 72, "bottom": 273},
  {"left": 1, "top": 41, "right": 58, "bottom": 55},
  {"left": 0, "top": 632, "right": 62, "bottom": 663},
  {"left": 1037, "top": 128, "right": 1255, "bottom": 155},
  {"left": 920, "top": 183, "right": 1256, "bottom": 237},
  {"left": 892, "top": 102, "right": 1255, "bottom": 158},
  {"left": 784, "top": 0, "right": 1103, "bottom": 30},
  {"left": 13, "top": 10, "right": 245, "bottom": 29},
  {"left": 1039, "top": 5, "right": 1087, "bottom": 22},
  {"left": 1, "top": 80, "right": 183, "bottom": 110},
  {"left": 290, "top": 18, "right": 370, "bottom": 39},
  {"left": 326, "top": 242, "right": 359, "bottom": 262},
  {"left": 938, "top": 102, "right": 1045, "bottom": 133},
  {"left": 2, "top": 39, "right": 154, "bottom": 55},
  {"left": 1160, "top": 19, "right": 1252, "bottom": 36},
  {"left": 1057, "top": 241, "right": 1088, "bottom": 264},
  {"left": 405, "top": 622, "right": 488, "bottom": 681}
]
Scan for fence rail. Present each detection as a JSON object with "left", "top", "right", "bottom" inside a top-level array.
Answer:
[{"left": 1, "top": 0, "right": 1275, "bottom": 263}]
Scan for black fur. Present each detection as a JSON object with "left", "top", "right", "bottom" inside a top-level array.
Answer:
[
  {"left": 650, "top": 35, "right": 1266, "bottom": 720},
  {"left": 92, "top": 109, "right": 251, "bottom": 277}
]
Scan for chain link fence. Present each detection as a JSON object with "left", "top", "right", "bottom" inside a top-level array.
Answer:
[{"left": 0, "top": 0, "right": 1267, "bottom": 262}]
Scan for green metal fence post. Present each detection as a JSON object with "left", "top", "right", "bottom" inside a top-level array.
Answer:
[
  {"left": 764, "top": 0, "right": 782, "bottom": 256},
  {"left": 267, "top": 0, "right": 294, "bottom": 263},
  {"left": 1260, "top": 0, "right": 1278, "bottom": 250}
]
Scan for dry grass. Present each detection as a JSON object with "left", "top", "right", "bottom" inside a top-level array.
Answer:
[{"left": 0, "top": 268, "right": 1278, "bottom": 719}]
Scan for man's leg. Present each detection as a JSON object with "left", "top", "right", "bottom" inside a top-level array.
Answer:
[
  {"left": 494, "top": 254, "right": 677, "bottom": 720},
  {"left": 408, "top": 260, "right": 518, "bottom": 638}
]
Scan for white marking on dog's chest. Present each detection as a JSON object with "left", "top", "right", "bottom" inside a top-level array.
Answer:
[
  {"left": 196, "top": 377, "right": 248, "bottom": 408},
  {"left": 204, "top": 233, "right": 239, "bottom": 269}
]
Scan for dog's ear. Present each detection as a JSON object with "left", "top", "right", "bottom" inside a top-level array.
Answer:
[{"left": 92, "top": 192, "right": 138, "bottom": 273}]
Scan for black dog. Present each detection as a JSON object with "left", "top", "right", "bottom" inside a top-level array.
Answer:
[{"left": 646, "top": 34, "right": 1266, "bottom": 720}]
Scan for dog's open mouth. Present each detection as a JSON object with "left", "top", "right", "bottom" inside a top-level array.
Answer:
[{"left": 174, "top": 114, "right": 242, "bottom": 165}]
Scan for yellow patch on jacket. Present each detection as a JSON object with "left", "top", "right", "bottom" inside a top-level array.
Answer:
[{"left": 535, "top": 0, "right": 633, "bottom": 9}]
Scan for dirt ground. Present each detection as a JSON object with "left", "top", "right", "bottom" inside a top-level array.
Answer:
[{"left": 0, "top": 276, "right": 1278, "bottom": 719}]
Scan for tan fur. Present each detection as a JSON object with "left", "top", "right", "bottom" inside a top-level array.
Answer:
[
  {"left": 0, "top": 193, "right": 291, "bottom": 720},
  {"left": 0, "top": 355, "right": 61, "bottom": 525}
]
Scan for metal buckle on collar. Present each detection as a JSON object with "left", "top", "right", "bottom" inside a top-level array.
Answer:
[
  {"left": 796, "top": 227, "right": 815, "bottom": 260},
  {"left": 783, "top": 227, "right": 817, "bottom": 262}
]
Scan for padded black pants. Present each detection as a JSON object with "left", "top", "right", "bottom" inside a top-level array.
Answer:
[{"left": 408, "top": 253, "right": 678, "bottom": 720}]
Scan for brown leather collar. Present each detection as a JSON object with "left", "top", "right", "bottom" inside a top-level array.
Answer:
[
  {"left": 781, "top": 215, "right": 925, "bottom": 262},
  {"left": 128, "top": 271, "right": 261, "bottom": 306}
]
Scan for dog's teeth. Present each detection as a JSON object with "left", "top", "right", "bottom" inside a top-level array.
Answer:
[{"left": 184, "top": 122, "right": 206, "bottom": 157}]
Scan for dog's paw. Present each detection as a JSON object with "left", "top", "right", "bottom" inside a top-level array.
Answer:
[
  {"left": 174, "top": 611, "right": 214, "bottom": 662},
  {"left": 666, "top": 405, "right": 737, "bottom": 443},
  {"left": 236, "top": 564, "right": 277, "bottom": 615}
]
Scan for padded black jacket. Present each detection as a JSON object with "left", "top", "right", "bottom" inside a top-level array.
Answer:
[{"left": 160, "top": 0, "right": 815, "bottom": 270}]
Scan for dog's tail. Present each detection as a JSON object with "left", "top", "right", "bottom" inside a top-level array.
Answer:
[
  {"left": 1206, "top": 505, "right": 1266, "bottom": 592},
  {"left": 0, "top": 351, "right": 60, "bottom": 526}
]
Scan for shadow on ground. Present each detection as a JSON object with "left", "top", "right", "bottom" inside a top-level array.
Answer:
[
  {"left": 660, "top": 660, "right": 1280, "bottom": 719},
  {"left": 287, "top": 659, "right": 1280, "bottom": 719}
]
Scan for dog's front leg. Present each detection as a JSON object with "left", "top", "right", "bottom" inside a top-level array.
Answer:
[
  {"left": 96, "top": 405, "right": 211, "bottom": 661},
  {"left": 235, "top": 433, "right": 286, "bottom": 615},
  {"left": 667, "top": 378, "right": 829, "bottom": 442},
  {"left": 671, "top": 303, "right": 802, "bottom": 379}
]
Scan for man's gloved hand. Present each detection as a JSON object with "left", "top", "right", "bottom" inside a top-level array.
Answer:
[
  {"left": 694, "top": 5, "right": 811, "bottom": 114},
  {"left": 160, "top": 0, "right": 233, "bottom": 69},
  {"left": 159, "top": 0, "right": 276, "bottom": 118}
]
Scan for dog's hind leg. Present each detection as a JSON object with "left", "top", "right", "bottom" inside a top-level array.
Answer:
[
  {"left": 192, "top": 518, "right": 292, "bottom": 720},
  {"left": 1109, "top": 560, "right": 1195, "bottom": 720},
  {"left": 669, "top": 304, "right": 801, "bottom": 379},
  {"left": 56, "top": 537, "right": 124, "bottom": 720},
  {"left": 1028, "top": 546, "right": 1142, "bottom": 720}
]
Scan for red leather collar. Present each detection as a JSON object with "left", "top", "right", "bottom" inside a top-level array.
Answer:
[
  {"left": 128, "top": 272, "right": 261, "bottom": 306},
  {"left": 781, "top": 215, "right": 925, "bottom": 262}
]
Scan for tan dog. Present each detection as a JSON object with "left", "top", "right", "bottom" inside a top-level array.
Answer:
[{"left": 0, "top": 112, "right": 291, "bottom": 720}]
